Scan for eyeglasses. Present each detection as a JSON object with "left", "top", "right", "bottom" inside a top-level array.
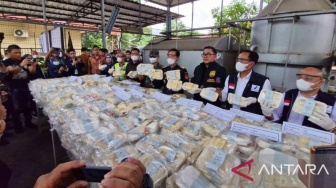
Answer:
[
  {"left": 167, "top": 54, "right": 176, "bottom": 58},
  {"left": 149, "top": 56, "right": 157, "bottom": 58},
  {"left": 296, "top": 74, "right": 322, "bottom": 82},
  {"left": 201, "top": 54, "right": 215, "bottom": 57},
  {"left": 131, "top": 53, "right": 139, "bottom": 55}
]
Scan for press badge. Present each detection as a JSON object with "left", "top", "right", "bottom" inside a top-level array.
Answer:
[{"left": 251, "top": 85, "right": 260, "bottom": 92}]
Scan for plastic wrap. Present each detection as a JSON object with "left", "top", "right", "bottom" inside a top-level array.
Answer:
[
  {"left": 200, "top": 88, "right": 219, "bottom": 102},
  {"left": 295, "top": 136, "right": 330, "bottom": 154},
  {"left": 175, "top": 166, "right": 217, "bottom": 188},
  {"left": 135, "top": 134, "right": 165, "bottom": 153},
  {"left": 258, "top": 89, "right": 283, "bottom": 109},
  {"left": 262, "top": 122, "right": 283, "bottom": 131},
  {"left": 166, "top": 80, "right": 183, "bottom": 91},
  {"left": 139, "top": 154, "right": 169, "bottom": 187},
  {"left": 292, "top": 96, "right": 327, "bottom": 116},
  {"left": 232, "top": 116, "right": 264, "bottom": 126},
  {"left": 166, "top": 70, "right": 181, "bottom": 80},
  {"left": 237, "top": 140, "right": 257, "bottom": 157},
  {"left": 221, "top": 130, "right": 253, "bottom": 146},
  {"left": 137, "top": 64, "right": 154, "bottom": 75},
  {"left": 157, "top": 145, "right": 186, "bottom": 173},
  {"left": 182, "top": 82, "right": 199, "bottom": 91},
  {"left": 206, "top": 137, "right": 238, "bottom": 154},
  {"left": 127, "top": 71, "right": 138, "bottom": 78},
  {"left": 94, "top": 145, "right": 141, "bottom": 166},
  {"left": 181, "top": 119, "right": 203, "bottom": 140},
  {"left": 93, "top": 132, "right": 128, "bottom": 151},
  {"left": 113, "top": 117, "right": 135, "bottom": 132},
  {"left": 256, "top": 137, "right": 296, "bottom": 153},
  {"left": 159, "top": 115, "right": 183, "bottom": 131},
  {"left": 166, "top": 175, "right": 178, "bottom": 188},
  {"left": 202, "top": 117, "right": 230, "bottom": 137},
  {"left": 195, "top": 145, "right": 241, "bottom": 186},
  {"left": 162, "top": 133, "right": 200, "bottom": 156}
]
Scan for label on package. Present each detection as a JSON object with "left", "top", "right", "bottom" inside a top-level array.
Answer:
[
  {"left": 301, "top": 99, "right": 316, "bottom": 116},
  {"left": 231, "top": 122, "right": 282, "bottom": 142},
  {"left": 203, "top": 104, "right": 236, "bottom": 122},
  {"left": 115, "top": 147, "right": 129, "bottom": 162},
  {"left": 206, "top": 149, "right": 227, "bottom": 171},
  {"left": 176, "top": 98, "right": 203, "bottom": 109},
  {"left": 152, "top": 91, "right": 171, "bottom": 102},
  {"left": 165, "top": 149, "right": 177, "bottom": 163}
]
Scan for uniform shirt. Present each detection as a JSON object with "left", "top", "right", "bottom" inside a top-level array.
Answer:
[
  {"left": 272, "top": 91, "right": 336, "bottom": 124},
  {"left": 162, "top": 64, "right": 189, "bottom": 95},
  {"left": 65, "top": 59, "right": 85, "bottom": 76},
  {"left": 88, "top": 55, "right": 104, "bottom": 75},
  {"left": 191, "top": 62, "right": 226, "bottom": 89},
  {"left": 221, "top": 70, "right": 271, "bottom": 109},
  {"left": 3, "top": 58, "right": 30, "bottom": 89}
]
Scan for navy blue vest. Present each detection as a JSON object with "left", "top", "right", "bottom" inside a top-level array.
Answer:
[
  {"left": 278, "top": 89, "right": 336, "bottom": 131},
  {"left": 225, "top": 71, "right": 268, "bottom": 115}
]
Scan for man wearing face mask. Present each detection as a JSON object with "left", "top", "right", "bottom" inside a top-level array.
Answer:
[
  {"left": 162, "top": 48, "right": 189, "bottom": 94},
  {"left": 139, "top": 50, "right": 164, "bottom": 89},
  {"left": 125, "top": 48, "right": 142, "bottom": 81},
  {"left": 47, "top": 48, "right": 67, "bottom": 78},
  {"left": 261, "top": 67, "right": 336, "bottom": 132},
  {"left": 220, "top": 50, "right": 271, "bottom": 115},
  {"left": 113, "top": 52, "right": 128, "bottom": 80},
  {"left": 191, "top": 46, "right": 226, "bottom": 107}
]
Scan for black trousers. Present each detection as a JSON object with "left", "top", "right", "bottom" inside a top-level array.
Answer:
[
  {"left": 10, "top": 88, "right": 32, "bottom": 129},
  {"left": 0, "top": 159, "right": 12, "bottom": 188}
]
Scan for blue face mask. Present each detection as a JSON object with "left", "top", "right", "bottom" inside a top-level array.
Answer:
[{"left": 53, "top": 61, "right": 60, "bottom": 66}]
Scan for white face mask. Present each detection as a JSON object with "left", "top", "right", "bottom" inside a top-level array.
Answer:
[
  {"left": 53, "top": 61, "right": 60, "bottom": 66},
  {"left": 32, "top": 55, "right": 38, "bottom": 59},
  {"left": 149, "top": 58, "right": 157, "bottom": 64},
  {"left": 167, "top": 58, "right": 175, "bottom": 65},
  {"left": 117, "top": 57, "right": 122, "bottom": 62},
  {"left": 296, "top": 79, "right": 318, "bottom": 91},
  {"left": 131, "top": 55, "right": 139, "bottom": 61},
  {"left": 235, "top": 61, "right": 248, "bottom": 72}
]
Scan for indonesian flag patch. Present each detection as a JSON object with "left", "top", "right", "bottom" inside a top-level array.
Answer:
[
  {"left": 229, "top": 83, "right": 235, "bottom": 89},
  {"left": 284, "top": 99, "right": 291, "bottom": 106}
]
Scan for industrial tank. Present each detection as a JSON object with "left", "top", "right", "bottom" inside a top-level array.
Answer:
[{"left": 250, "top": 0, "right": 335, "bottom": 91}]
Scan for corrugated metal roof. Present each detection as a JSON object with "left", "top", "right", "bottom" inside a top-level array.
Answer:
[
  {"left": 258, "top": 0, "right": 335, "bottom": 17},
  {"left": 0, "top": 0, "right": 183, "bottom": 30},
  {"left": 146, "top": 0, "right": 198, "bottom": 7}
]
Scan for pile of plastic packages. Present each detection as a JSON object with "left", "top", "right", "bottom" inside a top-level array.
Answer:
[{"left": 29, "top": 75, "right": 330, "bottom": 188}]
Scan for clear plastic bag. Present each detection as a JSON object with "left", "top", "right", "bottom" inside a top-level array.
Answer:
[
  {"left": 206, "top": 137, "right": 238, "bottom": 154},
  {"left": 157, "top": 145, "right": 187, "bottom": 173},
  {"left": 195, "top": 145, "right": 241, "bottom": 186},
  {"left": 202, "top": 117, "right": 230, "bottom": 137},
  {"left": 93, "top": 132, "right": 128, "bottom": 151},
  {"left": 295, "top": 136, "right": 330, "bottom": 154},
  {"left": 166, "top": 175, "right": 178, "bottom": 188},
  {"left": 135, "top": 134, "right": 165, "bottom": 153},
  {"left": 159, "top": 115, "right": 183, "bottom": 131},
  {"left": 162, "top": 133, "right": 200, "bottom": 156},
  {"left": 175, "top": 165, "right": 217, "bottom": 188},
  {"left": 94, "top": 145, "right": 141, "bottom": 166},
  {"left": 256, "top": 136, "right": 296, "bottom": 154},
  {"left": 113, "top": 117, "right": 135, "bottom": 132},
  {"left": 181, "top": 119, "right": 203, "bottom": 140},
  {"left": 139, "top": 154, "right": 169, "bottom": 188},
  {"left": 221, "top": 130, "right": 253, "bottom": 146}
]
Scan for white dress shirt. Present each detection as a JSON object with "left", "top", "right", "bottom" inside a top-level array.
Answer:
[
  {"left": 221, "top": 70, "right": 272, "bottom": 110},
  {"left": 272, "top": 91, "right": 336, "bottom": 125}
]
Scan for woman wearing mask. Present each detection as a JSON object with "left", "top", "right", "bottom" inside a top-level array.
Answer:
[{"left": 113, "top": 52, "right": 128, "bottom": 80}]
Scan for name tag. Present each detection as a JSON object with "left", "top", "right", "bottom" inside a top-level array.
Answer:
[{"left": 251, "top": 84, "right": 260, "bottom": 92}]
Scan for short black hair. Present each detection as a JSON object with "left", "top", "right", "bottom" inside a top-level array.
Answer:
[
  {"left": 242, "top": 49, "right": 259, "bottom": 63},
  {"left": 81, "top": 47, "right": 88, "bottom": 52},
  {"left": 7, "top": 44, "right": 21, "bottom": 52},
  {"left": 131, "top": 48, "right": 140, "bottom": 54},
  {"left": 168, "top": 48, "right": 180, "bottom": 57},
  {"left": 67, "top": 48, "right": 75, "bottom": 54},
  {"left": 92, "top": 45, "right": 99, "bottom": 49},
  {"left": 203, "top": 46, "right": 217, "bottom": 54},
  {"left": 125, "top": 50, "right": 131, "bottom": 54},
  {"left": 100, "top": 48, "right": 108, "bottom": 53}
]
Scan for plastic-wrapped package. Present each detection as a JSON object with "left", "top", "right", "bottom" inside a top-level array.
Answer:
[
  {"left": 292, "top": 96, "right": 327, "bottom": 116},
  {"left": 202, "top": 117, "right": 230, "bottom": 137},
  {"left": 295, "top": 136, "right": 330, "bottom": 154},
  {"left": 152, "top": 69, "right": 163, "bottom": 80},
  {"left": 237, "top": 140, "right": 257, "bottom": 157},
  {"left": 195, "top": 145, "right": 241, "bottom": 186},
  {"left": 181, "top": 119, "right": 203, "bottom": 140},
  {"left": 258, "top": 89, "right": 283, "bottom": 109},
  {"left": 259, "top": 148, "right": 306, "bottom": 188},
  {"left": 182, "top": 82, "right": 199, "bottom": 91},
  {"left": 69, "top": 117, "right": 100, "bottom": 135},
  {"left": 139, "top": 154, "right": 169, "bottom": 187},
  {"left": 85, "top": 100, "right": 114, "bottom": 113},
  {"left": 232, "top": 116, "right": 264, "bottom": 126},
  {"left": 99, "top": 108, "right": 122, "bottom": 121},
  {"left": 127, "top": 71, "right": 138, "bottom": 78},
  {"left": 175, "top": 165, "right": 217, "bottom": 188},
  {"left": 159, "top": 115, "right": 183, "bottom": 131},
  {"left": 167, "top": 80, "right": 183, "bottom": 91},
  {"left": 127, "top": 109, "right": 154, "bottom": 127},
  {"left": 94, "top": 145, "right": 141, "bottom": 166},
  {"left": 157, "top": 145, "right": 186, "bottom": 173},
  {"left": 93, "top": 132, "right": 128, "bottom": 151},
  {"left": 137, "top": 64, "right": 154, "bottom": 75},
  {"left": 113, "top": 117, "right": 135, "bottom": 132},
  {"left": 166, "top": 70, "right": 181, "bottom": 80},
  {"left": 262, "top": 122, "right": 282, "bottom": 131},
  {"left": 221, "top": 130, "right": 253, "bottom": 146},
  {"left": 239, "top": 151, "right": 262, "bottom": 188},
  {"left": 256, "top": 137, "right": 296, "bottom": 153},
  {"left": 228, "top": 93, "right": 248, "bottom": 107},
  {"left": 144, "top": 101, "right": 162, "bottom": 111},
  {"left": 206, "top": 137, "right": 238, "bottom": 154},
  {"left": 126, "top": 126, "right": 147, "bottom": 143},
  {"left": 166, "top": 175, "right": 178, "bottom": 188},
  {"left": 200, "top": 88, "right": 219, "bottom": 102},
  {"left": 162, "top": 133, "right": 200, "bottom": 156},
  {"left": 135, "top": 134, "right": 165, "bottom": 153}
]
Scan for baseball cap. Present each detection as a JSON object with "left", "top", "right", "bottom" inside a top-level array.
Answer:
[{"left": 149, "top": 50, "right": 159, "bottom": 57}]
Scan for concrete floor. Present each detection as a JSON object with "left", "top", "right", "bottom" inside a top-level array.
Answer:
[{"left": 0, "top": 121, "right": 68, "bottom": 188}]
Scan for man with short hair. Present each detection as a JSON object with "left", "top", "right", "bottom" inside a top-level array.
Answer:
[
  {"left": 125, "top": 50, "right": 133, "bottom": 64},
  {"left": 88, "top": 46, "right": 104, "bottom": 74},
  {"left": 65, "top": 49, "right": 84, "bottom": 76},
  {"left": 162, "top": 48, "right": 189, "bottom": 94},
  {"left": 191, "top": 46, "right": 226, "bottom": 107},
  {"left": 220, "top": 50, "right": 271, "bottom": 115},
  {"left": 78, "top": 47, "right": 90, "bottom": 74},
  {"left": 3, "top": 44, "right": 34, "bottom": 133},
  {"left": 125, "top": 48, "right": 142, "bottom": 81},
  {"left": 139, "top": 50, "right": 164, "bottom": 89},
  {"left": 262, "top": 67, "right": 336, "bottom": 132},
  {"left": 46, "top": 48, "right": 67, "bottom": 78}
]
